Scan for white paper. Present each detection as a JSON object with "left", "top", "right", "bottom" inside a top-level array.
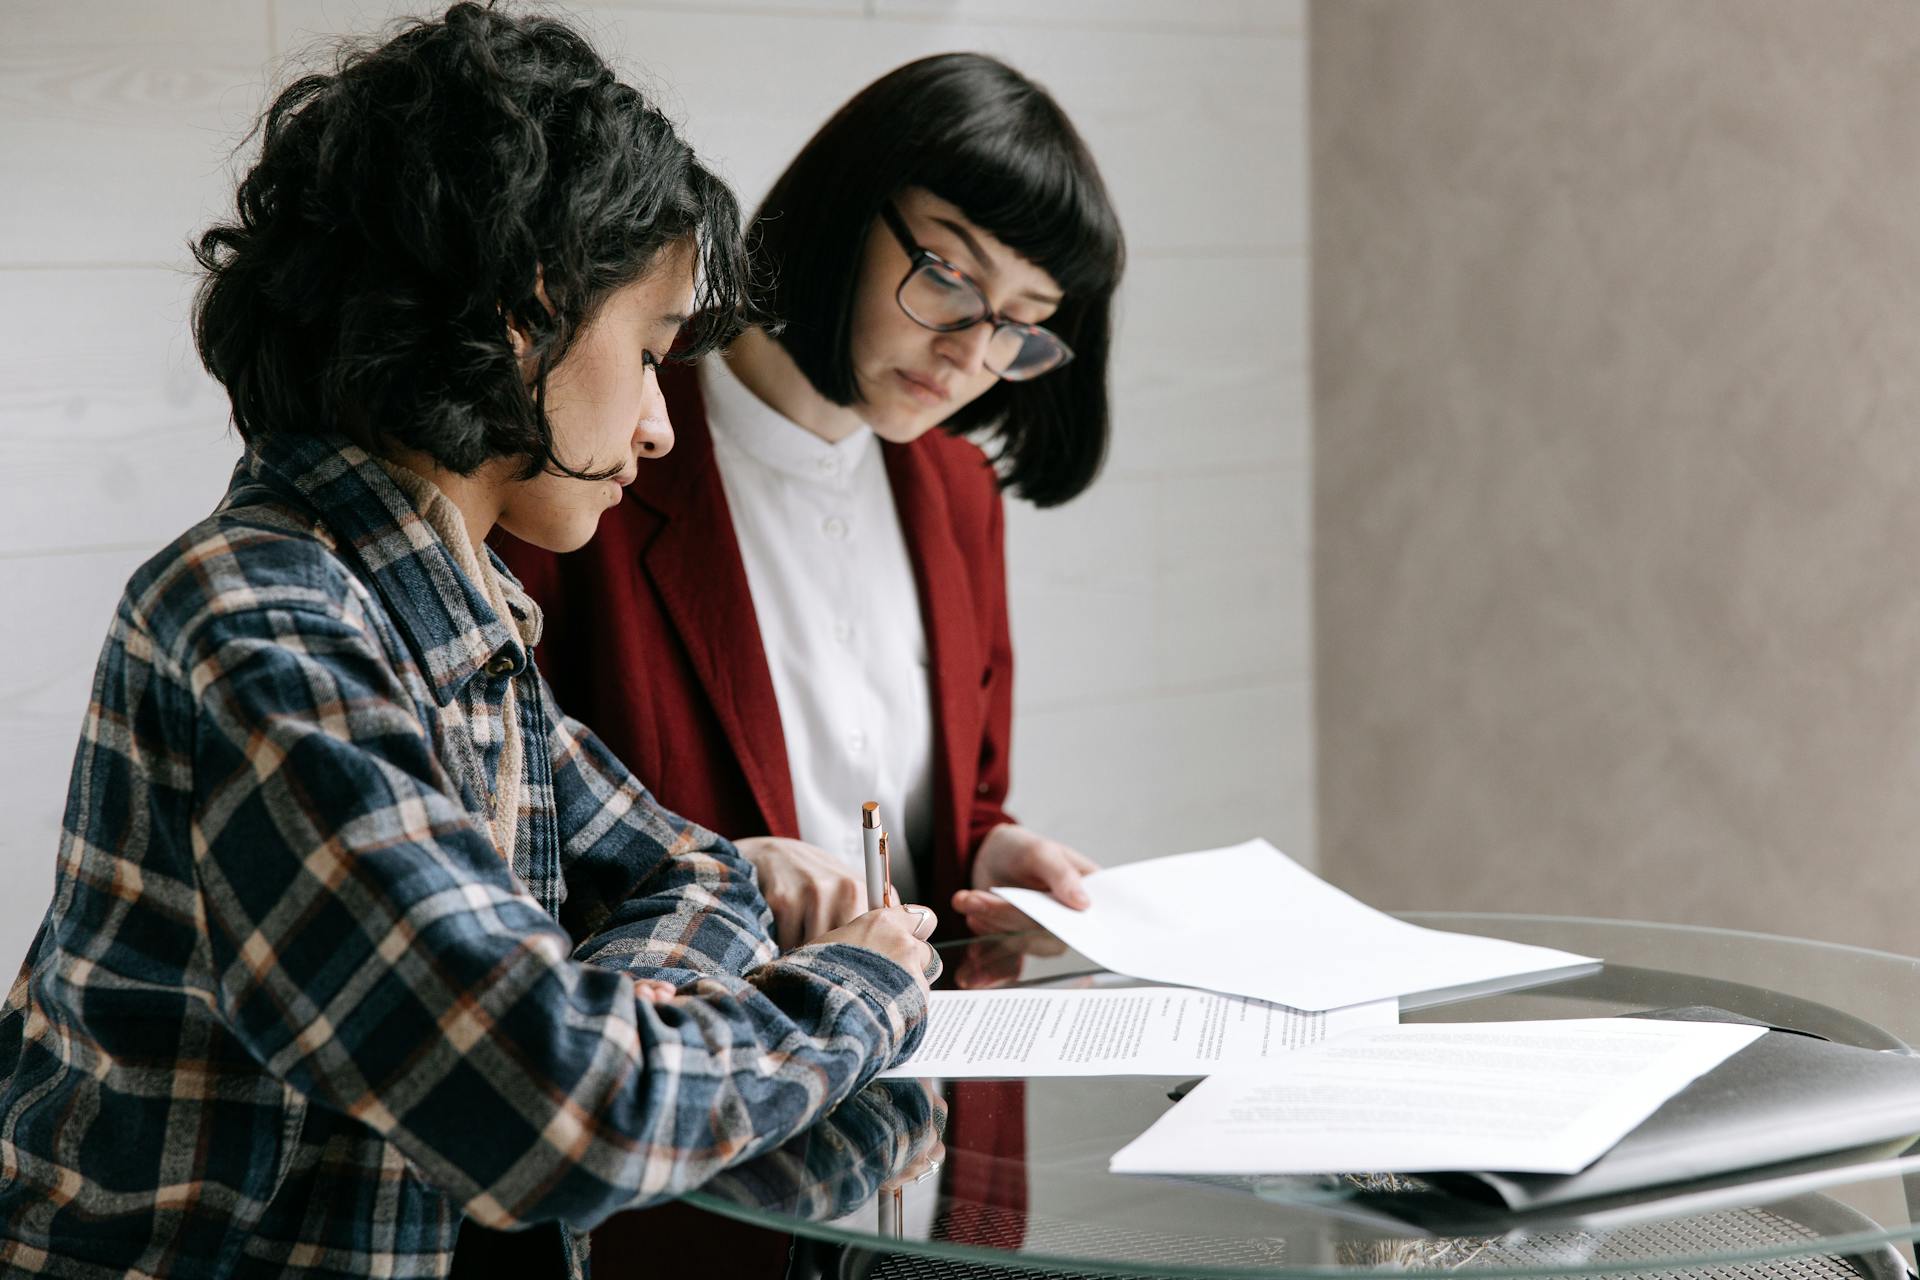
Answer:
[
  {"left": 879, "top": 987, "right": 1399, "bottom": 1079},
  {"left": 993, "top": 839, "right": 1599, "bottom": 1012},
  {"left": 1108, "top": 1018, "right": 1767, "bottom": 1176}
]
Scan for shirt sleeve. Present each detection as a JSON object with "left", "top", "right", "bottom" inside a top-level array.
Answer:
[
  {"left": 538, "top": 677, "right": 775, "bottom": 987},
  {"left": 183, "top": 599, "right": 925, "bottom": 1231}
]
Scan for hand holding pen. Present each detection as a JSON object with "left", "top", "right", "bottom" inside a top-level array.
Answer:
[
  {"left": 729, "top": 805, "right": 940, "bottom": 983},
  {"left": 801, "top": 894, "right": 940, "bottom": 991}
]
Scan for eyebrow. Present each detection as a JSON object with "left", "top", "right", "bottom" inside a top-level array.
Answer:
[{"left": 930, "top": 216, "right": 1063, "bottom": 308}]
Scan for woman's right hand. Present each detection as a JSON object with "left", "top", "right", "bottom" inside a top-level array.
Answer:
[{"left": 814, "top": 904, "right": 941, "bottom": 993}]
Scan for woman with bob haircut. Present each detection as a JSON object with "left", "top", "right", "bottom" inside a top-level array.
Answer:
[
  {"left": 501, "top": 50, "right": 1125, "bottom": 956},
  {"left": 0, "top": 7, "right": 938, "bottom": 1279},
  {"left": 497, "top": 50, "right": 1124, "bottom": 1276}
]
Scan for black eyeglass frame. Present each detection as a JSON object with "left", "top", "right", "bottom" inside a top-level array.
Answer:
[{"left": 878, "top": 202, "right": 1074, "bottom": 382}]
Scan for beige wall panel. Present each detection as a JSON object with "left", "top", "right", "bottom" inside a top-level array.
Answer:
[{"left": 1312, "top": 0, "right": 1920, "bottom": 952}]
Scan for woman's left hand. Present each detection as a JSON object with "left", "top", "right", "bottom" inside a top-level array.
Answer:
[{"left": 949, "top": 823, "right": 1098, "bottom": 937}]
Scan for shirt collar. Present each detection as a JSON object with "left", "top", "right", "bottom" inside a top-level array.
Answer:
[
  {"left": 373, "top": 457, "right": 543, "bottom": 652},
  {"left": 700, "top": 352, "right": 876, "bottom": 487},
  {"left": 242, "top": 432, "right": 527, "bottom": 706}
]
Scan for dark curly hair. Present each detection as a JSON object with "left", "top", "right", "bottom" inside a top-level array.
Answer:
[
  {"left": 750, "top": 53, "right": 1124, "bottom": 508},
  {"left": 193, "top": 2, "right": 753, "bottom": 479}
]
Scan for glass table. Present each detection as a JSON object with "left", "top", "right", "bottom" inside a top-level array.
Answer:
[{"left": 683, "top": 915, "right": 1920, "bottom": 1277}]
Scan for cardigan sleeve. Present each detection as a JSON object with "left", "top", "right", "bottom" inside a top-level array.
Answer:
[{"left": 965, "top": 479, "right": 1019, "bottom": 868}]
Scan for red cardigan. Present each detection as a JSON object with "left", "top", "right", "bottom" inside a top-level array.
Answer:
[{"left": 496, "top": 360, "right": 1018, "bottom": 927}]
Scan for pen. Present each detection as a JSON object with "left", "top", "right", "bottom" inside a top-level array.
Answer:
[{"left": 862, "top": 801, "right": 886, "bottom": 910}]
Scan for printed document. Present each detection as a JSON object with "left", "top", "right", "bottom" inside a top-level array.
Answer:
[
  {"left": 992, "top": 839, "right": 1598, "bottom": 1011},
  {"left": 879, "top": 986, "right": 1399, "bottom": 1079},
  {"left": 1108, "top": 1017, "right": 1767, "bottom": 1176}
]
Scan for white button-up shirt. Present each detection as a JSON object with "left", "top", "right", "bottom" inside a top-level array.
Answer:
[{"left": 701, "top": 356, "right": 935, "bottom": 904}]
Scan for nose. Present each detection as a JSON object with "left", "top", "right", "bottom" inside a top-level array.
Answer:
[
  {"left": 635, "top": 366, "right": 675, "bottom": 459},
  {"left": 933, "top": 322, "right": 995, "bottom": 378}
]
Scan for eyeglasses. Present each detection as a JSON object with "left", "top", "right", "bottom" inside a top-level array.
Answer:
[{"left": 880, "top": 203, "right": 1073, "bottom": 382}]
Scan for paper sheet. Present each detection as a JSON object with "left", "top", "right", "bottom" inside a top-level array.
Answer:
[
  {"left": 1108, "top": 1018, "right": 1767, "bottom": 1176},
  {"left": 993, "top": 839, "right": 1599, "bottom": 1012},
  {"left": 879, "top": 986, "right": 1399, "bottom": 1079}
]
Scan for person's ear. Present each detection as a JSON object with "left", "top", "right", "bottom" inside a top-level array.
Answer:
[
  {"left": 500, "top": 267, "right": 553, "bottom": 364},
  {"left": 502, "top": 308, "right": 533, "bottom": 360}
]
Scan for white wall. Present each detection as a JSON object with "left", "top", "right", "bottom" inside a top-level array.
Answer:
[{"left": 0, "top": 0, "right": 1309, "bottom": 965}]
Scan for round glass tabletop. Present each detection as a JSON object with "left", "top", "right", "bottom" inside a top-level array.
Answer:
[{"left": 682, "top": 915, "right": 1920, "bottom": 1277}]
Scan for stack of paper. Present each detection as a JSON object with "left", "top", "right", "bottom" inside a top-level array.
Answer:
[
  {"left": 1107, "top": 1018, "right": 1767, "bottom": 1177},
  {"left": 993, "top": 839, "right": 1598, "bottom": 1012},
  {"left": 1426, "top": 1009, "right": 1920, "bottom": 1211}
]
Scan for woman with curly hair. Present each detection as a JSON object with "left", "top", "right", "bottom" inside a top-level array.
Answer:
[{"left": 0, "top": 7, "right": 936, "bottom": 1279}]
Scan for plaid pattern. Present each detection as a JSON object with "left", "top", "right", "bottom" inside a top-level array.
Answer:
[
  {"left": 699, "top": 1080, "right": 943, "bottom": 1222},
  {"left": 0, "top": 435, "right": 925, "bottom": 1279}
]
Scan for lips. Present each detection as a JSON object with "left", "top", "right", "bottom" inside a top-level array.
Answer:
[{"left": 897, "top": 369, "right": 951, "bottom": 404}]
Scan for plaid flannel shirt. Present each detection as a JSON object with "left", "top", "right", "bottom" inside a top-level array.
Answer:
[{"left": 0, "top": 434, "right": 926, "bottom": 1279}]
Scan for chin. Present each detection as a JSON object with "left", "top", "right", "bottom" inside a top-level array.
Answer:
[
  {"left": 867, "top": 410, "right": 942, "bottom": 446},
  {"left": 500, "top": 513, "right": 599, "bottom": 555}
]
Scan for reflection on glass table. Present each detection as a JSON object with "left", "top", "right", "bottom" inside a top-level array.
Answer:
[{"left": 683, "top": 915, "right": 1920, "bottom": 1278}]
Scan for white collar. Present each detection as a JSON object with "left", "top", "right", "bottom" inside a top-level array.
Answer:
[{"left": 700, "top": 352, "right": 877, "bottom": 488}]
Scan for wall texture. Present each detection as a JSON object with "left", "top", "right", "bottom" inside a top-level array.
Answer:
[
  {"left": 0, "top": 1, "right": 1309, "bottom": 966},
  {"left": 1313, "top": 0, "right": 1920, "bottom": 953}
]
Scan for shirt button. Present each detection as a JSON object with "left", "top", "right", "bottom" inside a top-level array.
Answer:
[
  {"left": 833, "top": 619, "right": 853, "bottom": 644},
  {"left": 815, "top": 457, "right": 839, "bottom": 476},
  {"left": 484, "top": 654, "right": 516, "bottom": 678},
  {"left": 847, "top": 731, "right": 866, "bottom": 753},
  {"left": 977, "top": 783, "right": 992, "bottom": 795},
  {"left": 822, "top": 516, "right": 850, "bottom": 540}
]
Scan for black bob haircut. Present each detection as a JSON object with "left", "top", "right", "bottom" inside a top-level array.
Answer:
[
  {"left": 193, "top": 2, "right": 754, "bottom": 479},
  {"left": 750, "top": 53, "right": 1125, "bottom": 508}
]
